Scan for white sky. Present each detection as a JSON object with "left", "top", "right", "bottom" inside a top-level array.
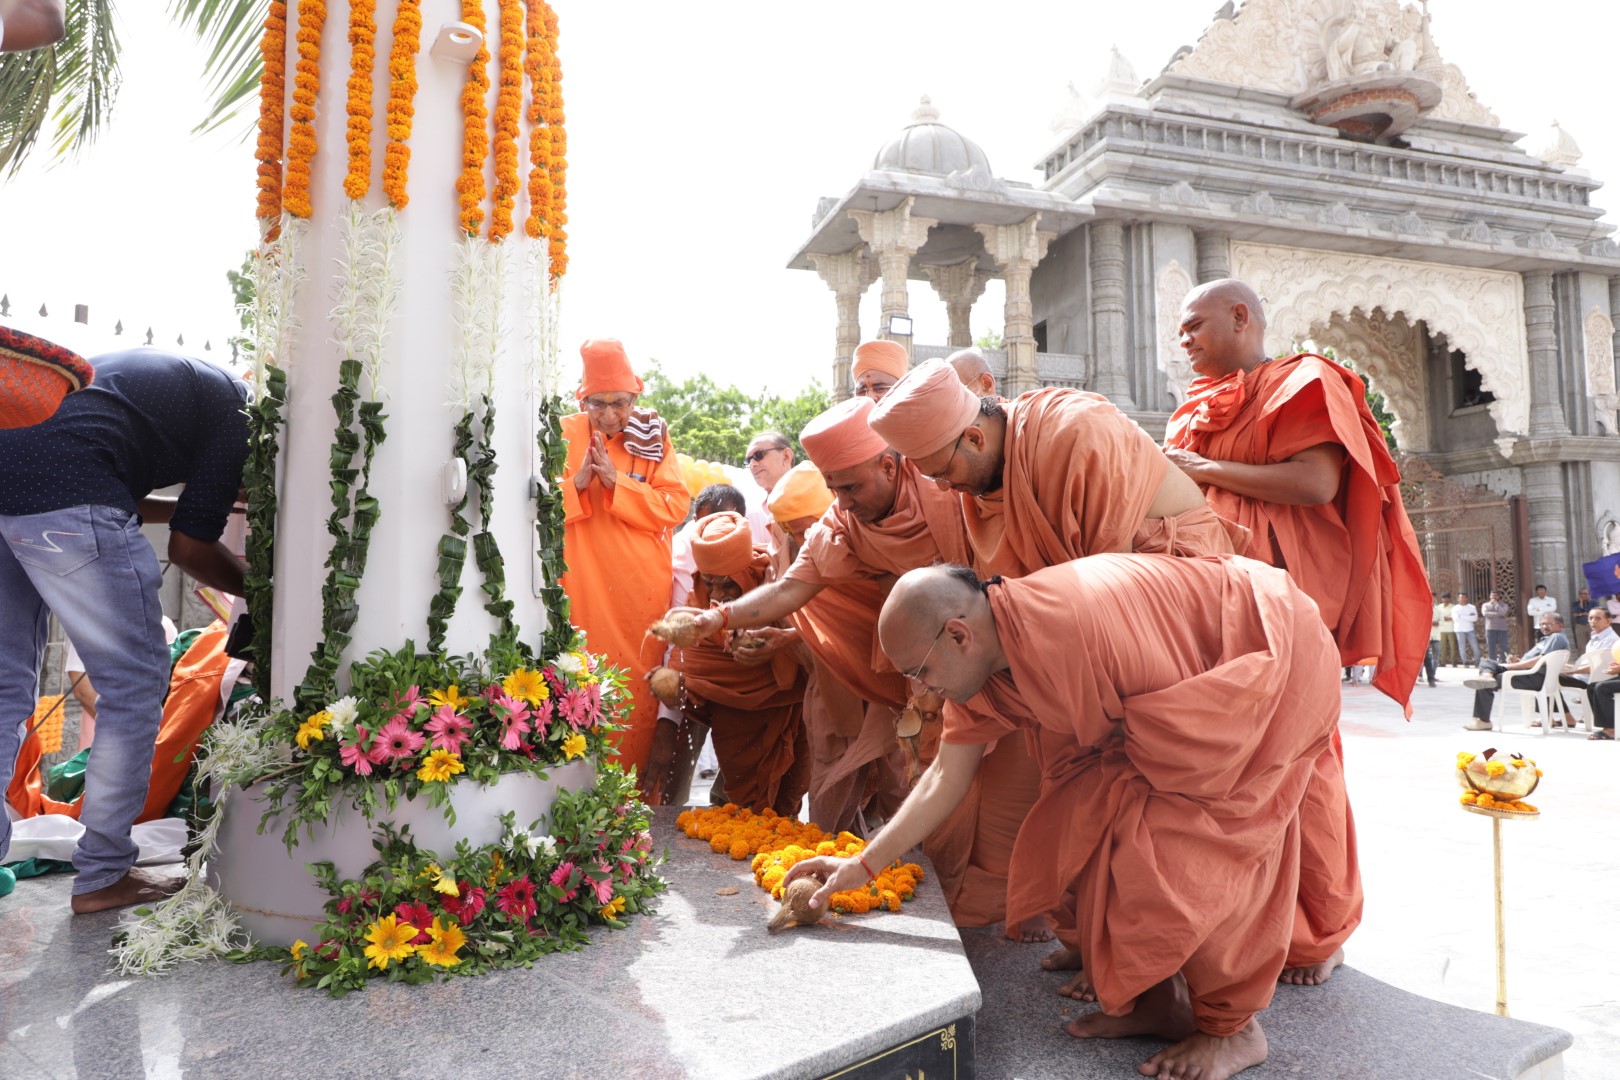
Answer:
[{"left": 1, "top": 0, "right": 1615, "bottom": 394}]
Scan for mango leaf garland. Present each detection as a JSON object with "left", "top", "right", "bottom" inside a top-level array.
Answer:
[
  {"left": 242, "top": 366, "right": 287, "bottom": 698},
  {"left": 534, "top": 393, "right": 572, "bottom": 659}
]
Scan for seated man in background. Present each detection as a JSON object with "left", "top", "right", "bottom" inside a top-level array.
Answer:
[{"left": 1462, "top": 613, "right": 1570, "bottom": 731}]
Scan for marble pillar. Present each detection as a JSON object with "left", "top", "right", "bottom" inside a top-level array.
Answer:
[
  {"left": 808, "top": 249, "right": 877, "bottom": 399},
  {"left": 975, "top": 216, "right": 1052, "bottom": 396},
  {"left": 1088, "top": 219, "right": 1136, "bottom": 408},
  {"left": 1194, "top": 230, "right": 1231, "bottom": 284},
  {"left": 849, "top": 198, "right": 937, "bottom": 358},
  {"left": 924, "top": 259, "right": 992, "bottom": 349},
  {"left": 1520, "top": 270, "right": 1572, "bottom": 602}
]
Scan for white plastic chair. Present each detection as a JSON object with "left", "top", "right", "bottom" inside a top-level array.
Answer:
[
  {"left": 1560, "top": 683, "right": 1595, "bottom": 734},
  {"left": 1497, "top": 650, "right": 1569, "bottom": 735}
]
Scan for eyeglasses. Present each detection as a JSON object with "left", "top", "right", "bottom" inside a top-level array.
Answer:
[
  {"left": 584, "top": 396, "right": 635, "bottom": 412},
  {"left": 745, "top": 446, "right": 788, "bottom": 464},
  {"left": 919, "top": 435, "right": 964, "bottom": 484},
  {"left": 901, "top": 617, "right": 956, "bottom": 682}
]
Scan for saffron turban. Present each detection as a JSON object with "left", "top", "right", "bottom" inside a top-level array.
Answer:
[
  {"left": 691, "top": 511, "right": 755, "bottom": 577},
  {"left": 852, "top": 339, "right": 908, "bottom": 381},
  {"left": 767, "top": 461, "right": 834, "bottom": 524},
  {"left": 0, "top": 325, "right": 94, "bottom": 430},
  {"left": 868, "top": 358, "right": 980, "bottom": 461},
  {"left": 577, "top": 338, "right": 645, "bottom": 399},
  {"left": 799, "top": 396, "right": 889, "bottom": 474}
]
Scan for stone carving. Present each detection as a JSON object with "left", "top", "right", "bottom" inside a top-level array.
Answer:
[
  {"left": 1238, "top": 191, "right": 1279, "bottom": 216},
  {"left": 1168, "top": 0, "right": 1499, "bottom": 128},
  {"left": 1584, "top": 306, "right": 1619, "bottom": 435},
  {"left": 1159, "top": 181, "right": 1209, "bottom": 209},
  {"left": 1155, "top": 260, "right": 1196, "bottom": 407},
  {"left": 1317, "top": 201, "right": 1354, "bottom": 226},
  {"left": 1523, "top": 230, "right": 1564, "bottom": 252},
  {"left": 1049, "top": 81, "right": 1091, "bottom": 137},
  {"left": 1230, "top": 240, "right": 1529, "bottom": 439},
  {"left": 1536, "top": 120, "right": 1583, "bottom": 169},
  {"left": 1602, "top": 518, "right": 1620, "bottom": 557},
  {"left": 1393, "top": 211, "right": 1427, "bottom": 235},
  {"left": 1310, "top": 307, "right": 1429, "bottom": 449},
  {"left": 1457, "top": 220, "right": 1494, "bottom": 244}
]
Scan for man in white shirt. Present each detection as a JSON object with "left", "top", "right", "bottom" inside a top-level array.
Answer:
[
  {"left": 1560, "top": 607, "right": 1619, "bottom": 725},
  {"left": 1452, "top": 592, "right": 1480, "bottom": 669},
  {"left": 1439, "top": 592, "right": 1458, "bottom": 665},
  {"left": 1526, "top": 585, "right": 1557, "bottom": 640}
]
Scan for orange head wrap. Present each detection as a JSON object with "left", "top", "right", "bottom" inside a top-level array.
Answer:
[
  {"left": 851, "top": 339, "right": 908, "bottom": 382},
  {"left": 691, "top": 511, "right": 756, "bottom": 578},
  {"left": 767, "top": 461, "right": 834, "bottom": 524},
  {"left": 799, "top": 396, "right": 890, "bottom": 474},
  {"left": 868, "top": 358, "right": 981, "bottom": 460},
  {"left": 0, "top": 325, "right": 95, "bottom": 430},
  {"left": 577, "top": 338, "right": 645, "bottom": 399}
]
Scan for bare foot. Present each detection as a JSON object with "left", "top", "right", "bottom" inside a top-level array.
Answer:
[
  {"left": 1059, "top": 969, "right": 1097, "bottom": 1002},
  {"left": 1067, "top": 975, "right": 1195, "bottom": 1041},
  {"left": 1041, "top": 945, "right": 1083, "bottom": 971},
  {"left": 1007, "top": 915, "right": 1055, "bottom": 943},
  {"left": 1279, "top": 946, "right": 1344, "bottom": 986},
  {"left": 1139, "top": 1018, "right": 1268, "bottom": 1080},
  {"left": 71, "top": 867, "right": 185, "bottom": 914}
]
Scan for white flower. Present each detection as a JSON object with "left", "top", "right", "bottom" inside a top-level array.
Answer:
[
  {"left": 327, "top": 695, "right": 360, "bottom": 733},
  {"left": 537, "top": 835, "right": 557, "bottom": 855},
  {"left": 510, "top": 829, "right": 540, "bottom": 857},
  {"left": 553, "top": 653, "right": 584, "bottom": 676}
]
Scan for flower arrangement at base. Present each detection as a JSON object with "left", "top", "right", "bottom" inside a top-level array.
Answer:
[{"left": 675, "top": 804, "right": 923, "bottom": 917}]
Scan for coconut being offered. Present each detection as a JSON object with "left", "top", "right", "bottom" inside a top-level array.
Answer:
[
  {"left": 768, "top": 874, "right": 827, "bottom": 931},
  {"left": 649, "top": 611, "right": 704, "bottom": 647},
  {"left": 647, "top": 666, "right": 682, "bottom": 707},
  {"left": 1456, "top": 747, "right": 1541, "bottom": 812}
]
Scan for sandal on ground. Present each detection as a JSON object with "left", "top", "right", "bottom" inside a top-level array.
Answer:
[{"left": 1590, "top": 729, "right": 1614, "bottom": 741}]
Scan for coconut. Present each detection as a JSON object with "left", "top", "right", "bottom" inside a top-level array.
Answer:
[
  {"left": 649, "top": 611, "right": 704, "bottom": 646},
  {"left": 768, "top": 875, "right": 827, "bottom": 931},
  {"left": 1456, "top": 747, "right": 1540, "bottom": 800},
  {"left": 647, "top": 666, "right": 682, "bottom": 707}
]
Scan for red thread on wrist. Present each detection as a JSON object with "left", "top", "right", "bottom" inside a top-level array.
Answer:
[
  {"left": 717, "top": 604, "right": 732, "bottom": 630},
  {"left": 858, "top": 853, "right": 876, "bottom": 881}
]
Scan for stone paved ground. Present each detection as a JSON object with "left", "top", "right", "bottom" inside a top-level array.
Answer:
[{"left": 1339, "top": 663, "right": 1618, "bottom": 1080}]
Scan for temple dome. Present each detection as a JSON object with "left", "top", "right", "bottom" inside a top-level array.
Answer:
[
  {"left": 1536, "top": 120, "right": 1583, "bottom": 170},
  {"left": 873, "top": 97, "right": 994, "bottom": 179}
]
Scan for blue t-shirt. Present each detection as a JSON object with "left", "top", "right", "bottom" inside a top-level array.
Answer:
[{"left": 0, "top": 349, "right": 249, "bottom": 541}]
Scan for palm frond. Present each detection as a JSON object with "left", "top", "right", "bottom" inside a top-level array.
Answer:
[
  {"left": 47, "top": 0, "right": 121, "bottom": 161},
  {"left": 166, "top": 0, "right": 267, "bottom": 136},
  {"left": 0, "top": 47, "right": 57, "bottom": 177}
]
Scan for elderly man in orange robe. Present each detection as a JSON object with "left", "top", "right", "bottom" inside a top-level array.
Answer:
[
  {"left": 562, "top": 339, "right": 690, "bottom": 777},
  {"left": 649, "top": 512, "right": 809, "bottom": 815},
  {"left": 852, "top": 339, "right": 909, "bottom": 401},
  {"left": 1164, "top": 278, "right": 1429, "bottom": 984},
  {"left": 947, "top": 347, "right": 997, "bottom": 397},
  {"left": 789, "top": 555, "right": 1345, "bottom": 1080},
  {"left": 661, "top": 398, "right": 1046, "bottom": 938}
]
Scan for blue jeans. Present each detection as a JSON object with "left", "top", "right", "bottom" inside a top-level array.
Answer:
[
  {"left": 1456, "top": 630, "right": 1481, "bottom": 667},
  {"left": 1485, "top": 629, "right": 1510, "bottom": 664},
  {"left": 1, "top": 505, "right": 170, "bottom": 894}
]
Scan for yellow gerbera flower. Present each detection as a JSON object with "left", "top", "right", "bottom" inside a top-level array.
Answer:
[
  {"left": 417, "top": 749, "right": 466, "bottom": 783},
  {"left": 561, "top": 732, "right": 587, "bottom": 760},
  {"left": 295, "top": 712, "right": 331, "bottom": 751},
  {"left": 419, "top": 863, "right": 461, "bottom": 897},
  {"left": 290, "top": 940, "right": 308, "bottom": 960},
  {"left": 570, "top": 652, "right": 597, "bottom": 685},
  {"left": 418, "top": 916, "right": 467, "bottom": 967},
  {"left": 501, "top": 667, "right": 550, "bottom": 704},
  {"left": 428, "top": 685, "right": 472, "bottom": 711},
  {"left": 363, "top": 914, "right": 417, "bottom": 970},
  {"left": 600, "top": 895, "right": 628, "bottom": 920},
  {"left": 486, "top": 850, "right": 505, "bottom": 889}
]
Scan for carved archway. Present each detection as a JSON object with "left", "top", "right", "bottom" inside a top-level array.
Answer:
[{"left": 1231, "top": 242, "right": 1530, "bottom": 449}]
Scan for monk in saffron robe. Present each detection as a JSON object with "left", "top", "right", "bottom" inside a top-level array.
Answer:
[
  {"left": 851, "top": 338, "right": 909, "bottom": 401},
  {"left": 789, "top": 556, "right": 1346, "bottom": 1080},
  {"left": 659, "top": 398, "right": 1043, "bottom": 937},
  {"left": 562, "top": 338, "right": 690, "bottom": 777},
  {"left": 1164, "top": 278, "right": 1429, "bottom": 983},
  {"left": 763, "top": 462, "right": 908, "bottom": 833},
  {"left": 660, "top": 512, "right": 809, "bottom": 815}
]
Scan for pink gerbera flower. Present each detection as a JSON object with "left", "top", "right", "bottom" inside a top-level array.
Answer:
[
  {"left": 587, "top": 868, "right": 614, "bottom": 905},
  {"left": 542, "top": 666, "right": 566, "bottom": 696},
  {"left": 368, "top": 715, "right": 426, "bottom": 766},
  {"left": 558, "top": 687, "right": 592, "bottom": 729},
  {"left": 339, "top": 725, "right": 374, "bottom": 776},
  {"left": 395, "top": 901, "right": 435, "bottom": 944},
  {"left": 490, "top": 690, "right": 532, "bottom": 751},
  {"left": 496, "top": 876, "right": 538, "bottom": 922},
  {"left": 584, "top": 684, "right": 603, "bottom": 726},
  {"left": 443, "top": 883, "right": 486, "bottom": 924},
  {"left": 549, "top": 860, "right": 578, "bottom": 903},
  {"left": 391, "top": 684, "right": 425, "bottom": 715},
  {"left": 424, "top": 706, "right": 473, "bottom": 754},
  {"left": 530, "top": 696, "right": 555, "bottom": 737}
]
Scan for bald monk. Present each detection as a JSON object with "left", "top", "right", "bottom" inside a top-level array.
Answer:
[
  {"left": 1164, "top": 278, "right": 1429, "bottom": 711},
  {"left": 648, "top": 512, "right": 810, "bottom": 815},
  {"left": 788, "top": 557, "right": 1347, "bottom": 1080},
  {"left": 870, "top": 359, "right": 1243, "bottom": 580},
  {"left": 947, "top": 347, "right": 997, "bottom": 397},
  {"left": 663, "top": 397, "right": 1046, "bottom": 939},
  {"left": 1164, "top": 279, "right": 1427, "bottom": 985},
  {"left": 852, "top": 339, "right": 909, "bottom": 401},
  {"left": 562, "top": 339, "right": 691, "bottom": 777},
  {"left": 762, "top": 462, "right": 908, "bottom": 833}
]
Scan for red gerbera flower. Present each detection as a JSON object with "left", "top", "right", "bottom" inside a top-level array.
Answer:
[
  {"left": 496, "top": 876, "right": 538, "bottom": 922},
  {"left": 394, "top": 901, "right": 435, "bottom": 944},
  {"left": 443, "top": 883, "right": 486, "bottom": 924}
]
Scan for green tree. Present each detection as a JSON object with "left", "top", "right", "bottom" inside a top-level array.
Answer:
[
  {"left": 1313, "top": 346, "right": 1398, "bottom": 453},
  {"left": 636, "top": 363, "right": 831, "bottom": 466},
  {"left": 974, "top": 330, "right": 1004, "bottom": 350},
  {"left": 225, "top": 247, "right": 253, "bottom": 360},
  {"left": 1, "top": 1, "right": 264, "bottom": 176}
]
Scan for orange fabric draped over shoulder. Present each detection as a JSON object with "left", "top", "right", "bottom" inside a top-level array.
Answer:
[
  {"left": 561, "top": 412, "right": 691, "bottom": 775},
  {"left": 1164, "top": 353, "right": 1429, "bottom": 714},
  {"left": 945, "top": 555, "right": 1347, "bottom": 1037}
]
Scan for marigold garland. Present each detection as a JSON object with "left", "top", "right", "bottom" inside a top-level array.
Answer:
[
  {"left": 342, "top": 0, "right": 376, "bottom": 201},
  {"left": 522, "top": 0, "right": 553, "bottom": 243},
  {"left": 254, "top": 1, "right": 288, "bottom": 226},
  {"left": 382, "top": 0, "right": 421, "bottom": 209},
  {"left": 487, "top": 0, "right": 524, "bottom": 241},
  {"left": 284, "top": 0, "right": 328, "bottom": 219},
  {"left": 542, "top": 2, "right": 567, "bottom": 278},
  {"left": 456, "top": 0, "right": 491, "bottom": 236},
  {"left": 676, "top": 805, "right": 923, "bottom": 917}
]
